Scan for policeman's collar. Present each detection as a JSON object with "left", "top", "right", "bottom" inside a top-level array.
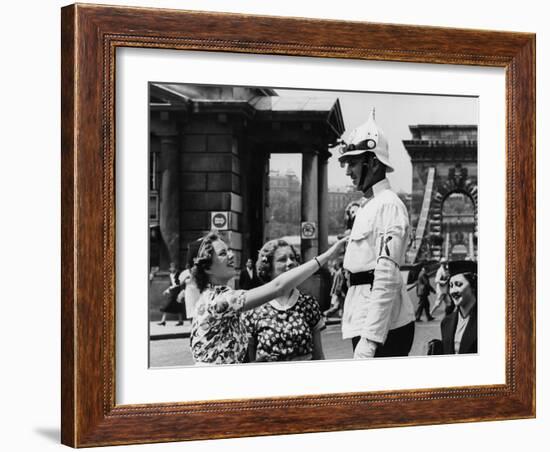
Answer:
[
  {"left": 370, "top": 178, "right": 390, "bottom": 198},
  {"left": 360, "top": 178, "right": 390, "bottom": 205}
]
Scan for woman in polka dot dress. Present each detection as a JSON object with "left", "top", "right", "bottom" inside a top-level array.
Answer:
[{"left": 245, "top": 239, "right": 326, "bottom": 362}]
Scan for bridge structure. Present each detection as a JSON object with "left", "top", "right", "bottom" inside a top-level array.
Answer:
[{"left": 403, "top": 125, "right": 478, "bottom": 264}]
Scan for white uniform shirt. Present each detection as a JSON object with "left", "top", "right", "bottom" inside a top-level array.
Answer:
[{"left": 342, "top": 178, "right": 415, "bottom": 342}]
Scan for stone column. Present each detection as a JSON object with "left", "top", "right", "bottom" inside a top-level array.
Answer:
[
  {"left": 159, "top": 135, "right": 180, "bottom": 267},
  {"left": 316, "top": 154, "right": 331, "bottom": 310},
  {"left": 317, "top": 155, "right": 329, "bottom": 254},
  {"left": 301, "top": 151, "right": 319, "bottom": 262}
]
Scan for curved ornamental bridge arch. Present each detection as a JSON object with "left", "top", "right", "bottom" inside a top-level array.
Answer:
[
  {"left": 434, "top": 183, "right": 477, "bottom": 261},
  {"left": 404, "top": 125, "right": 478, "bottom": 263}
]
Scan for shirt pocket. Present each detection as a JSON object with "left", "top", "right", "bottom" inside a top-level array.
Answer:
[
  {"left": 347, "top": 219, "right": 377, "bottom": 269},
  {"left": 349, "top": 213, "right": 374, "bottom": 241}
]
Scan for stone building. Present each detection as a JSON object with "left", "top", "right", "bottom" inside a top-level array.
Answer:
[
  {"left": 149, "top": 84, "right": 344, "bottom": 310},
  {"left": 328, "top": 186, "right": 362, "bottom": 212},
  {"left": 403, "top": 125, "right": 478, "bottom": 263},
  {"left": 265, "top": 169, "right": 301, "bottom": 240}
]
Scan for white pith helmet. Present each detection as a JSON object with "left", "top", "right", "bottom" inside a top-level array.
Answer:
[{"left": 338, "top": 108, "right": 394, "bottom": 172}]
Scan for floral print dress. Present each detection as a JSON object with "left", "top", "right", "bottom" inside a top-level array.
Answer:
[
  {"left": 244, "top": 290, "right": 325, "bottom": 362},
  {"left": 190, "top": 286, "right": 249, "bottom": 364}
]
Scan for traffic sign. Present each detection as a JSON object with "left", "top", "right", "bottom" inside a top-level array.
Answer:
[
  {"left": 301, "top": 221, "right": 317, "bottom": 239},
  {"left": 211, "top": 211, "right": 229, "bottom": 230}
]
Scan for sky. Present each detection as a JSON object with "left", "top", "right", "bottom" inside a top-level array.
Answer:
[{"left": 271, "top": 89, "right": 478, "bottom": 194}]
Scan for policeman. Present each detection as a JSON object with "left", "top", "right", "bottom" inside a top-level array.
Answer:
[{"left": 338, "top": 109, "right": 415, "bottom": 358}]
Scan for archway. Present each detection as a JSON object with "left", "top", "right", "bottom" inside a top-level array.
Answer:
[
  {"left": 440, "top": 191, "right": 476, "bottom": 260},
  {"left": 427, "top": 164, "right": 478, "bottom": 261},
  {"left": 403, "top": 126, "right": 478, "bottom": 263}
]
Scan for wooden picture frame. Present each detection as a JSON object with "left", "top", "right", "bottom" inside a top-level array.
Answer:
[{"left": 61, "top": 3, "right": 535, "bottom": 447}]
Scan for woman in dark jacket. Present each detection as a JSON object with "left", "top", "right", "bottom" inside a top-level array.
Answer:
[{"left": 440, "top": 260, "right": 478, "bottom": 354}]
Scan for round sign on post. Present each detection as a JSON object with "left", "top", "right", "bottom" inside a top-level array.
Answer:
[
  {"left": 301, "top": 221, "right": 317, "bottom": 239},
  {"left": 211, "top": 211, "right": 229, "bottom": 231}
]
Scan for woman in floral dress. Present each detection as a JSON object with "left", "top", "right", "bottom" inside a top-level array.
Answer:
[
  {"left": 189, "top": 232, "right": 346, "bottom": 365},
  {"left": 245, "top": 239, "right": 326, "bottom": 362}
]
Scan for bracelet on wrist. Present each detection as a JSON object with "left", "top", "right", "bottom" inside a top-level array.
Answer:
[{"left": 314, "top": 257, "right": 322, "bottom": 269}]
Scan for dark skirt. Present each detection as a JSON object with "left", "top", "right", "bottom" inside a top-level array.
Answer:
[{"left": 160, "top": 288, "right": 184, "bottom": 314}]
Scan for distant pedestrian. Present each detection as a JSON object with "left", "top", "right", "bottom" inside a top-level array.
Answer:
[
  {"left": 174, "top": 267, "right": 194, "bottom": 326},
  {"left": 431, "top": 258, "right": 452, "bottom": 316},
  {"left": 324, "top": 261, "right": 346, "bottom": 319},
  {"left": 415, "top": 266, "right": 435, "bottom": 322},
  {"left": 182, "top": 240, "right": 203, "bottom": 321},
  {"left": 344, "top": 201, "right": 360, "bottom": 233},
  {"left": 238, "top": 258, "right": 261, "bottom": 290},
  {"left": 158, "top": 262, "right": 184, "bottom": 326}
]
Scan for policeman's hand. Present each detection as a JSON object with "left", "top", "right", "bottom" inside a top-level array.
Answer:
[{"left": 353, "top": 337, "right": 378, "bottom": 359}]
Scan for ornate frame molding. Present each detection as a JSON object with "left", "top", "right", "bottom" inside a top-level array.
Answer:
[{"left": 61, "top": 4, "right": 535, "bottom": 447}]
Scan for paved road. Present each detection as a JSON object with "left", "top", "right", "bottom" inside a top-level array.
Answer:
[{"left": 149, "top": 302, "right": 445, "bottom": 368}]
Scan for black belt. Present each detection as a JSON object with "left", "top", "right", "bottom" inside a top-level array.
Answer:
[{"left": 348, "top": 270, "right": 374, "bottom": 287}]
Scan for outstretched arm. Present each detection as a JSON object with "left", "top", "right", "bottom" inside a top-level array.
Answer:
[{"left": 242, "top": 237, "right": 348, "bottom": 311}]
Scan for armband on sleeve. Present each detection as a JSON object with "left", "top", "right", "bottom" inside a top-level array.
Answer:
[
  {"left": 374, "top": 203, "right": 408, "bottom": 267},
  {"left": 375, "top": 230, "right": 405, "bottom": 267}
]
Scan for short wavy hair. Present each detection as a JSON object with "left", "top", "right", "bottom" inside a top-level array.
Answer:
[
  {"left": 256, "top": 239, "right": 300, "bottom": 283},
  {"left": 190, "top": 231, "right": 221, "bottom": 292},
  {"left": 344, "top": 201, "right": 361, "bottom": 230}
]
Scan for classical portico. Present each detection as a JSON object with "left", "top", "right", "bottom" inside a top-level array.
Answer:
[{"left": 149, "top": 84, "right": 344, "bottom": 310}]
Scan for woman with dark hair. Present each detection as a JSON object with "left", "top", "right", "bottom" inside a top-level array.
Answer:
[
  {"left": 440, "top": 260, "right": 478, "bottom": 354},
  {"left": 244, "top": 239, "right": 326, "bottom": 362},
  {"left": 431, "top": 257, "right": 452, "bottom": 316},
  {"left": 344, "top": 200, "right": 361, "bottom": 232},
  {"left": 189, "top": 232, "right": 346, "bottom": 365}
]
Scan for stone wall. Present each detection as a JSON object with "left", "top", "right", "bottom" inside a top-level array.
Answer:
[{"left": 177, "top": 114, "right": 245, "bottom": 267}]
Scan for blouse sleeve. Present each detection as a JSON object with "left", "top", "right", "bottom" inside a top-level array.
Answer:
[{"left": 209, "top": 289, "right": 246, "bottom": 317}]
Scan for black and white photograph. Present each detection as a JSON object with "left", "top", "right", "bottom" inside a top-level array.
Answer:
[
  {"left": 2, "top": 0, "right": 545, "bottom": 449},
  {"left": 147, "top": 83, "right": 478, "bottom": 367}
]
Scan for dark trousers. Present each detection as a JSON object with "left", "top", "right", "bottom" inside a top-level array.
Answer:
[
  {"left": 351, "top": 321, "right": 415, "bottom": 358},
  {"left": 415, "top": 295, "right": 433, "bottom": 320}
]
